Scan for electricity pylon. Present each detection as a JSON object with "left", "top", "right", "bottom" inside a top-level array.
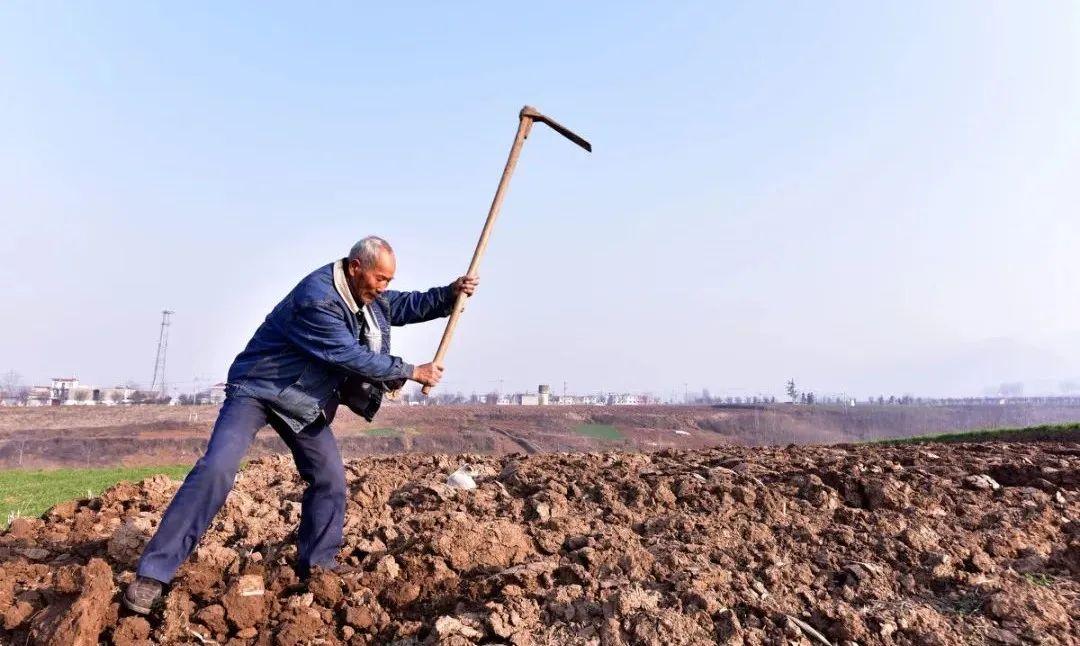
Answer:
[{"left": 150, "top": 310, "right": 174, "bottom": 399}]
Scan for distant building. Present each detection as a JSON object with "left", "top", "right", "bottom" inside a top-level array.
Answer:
[
  {"left": 208, "top": 383, "right": 226, "bottom": 404},
  {"left": 26, "top": 386, "right": 51, "bottom": 406},
  {"left": 193, "top": 382, "right": 227, "bottom": 405},
  {"left": 538, "top": 384, "right": 551, "bottom": 406},
  {"left": 519, "top": 393, "right": 539, "bottom": 406},
  {"left": 2, "top": 378, "right": 136, "bottom": 406},
  {"left": 50, "top": 377, "right": 79, "bottom": 405},
  {"left": 97, "top": 386, "right": 134, "bottom": 405}
]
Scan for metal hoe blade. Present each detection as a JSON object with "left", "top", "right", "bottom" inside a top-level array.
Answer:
[{"left": 520, "top": 105, "right": 592, "bottom": 152}]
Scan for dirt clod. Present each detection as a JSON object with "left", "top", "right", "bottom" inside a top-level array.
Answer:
[
  {"left": 112, "top": 616, "right": 151, "bottom": 646},
  {"left": 222, "top": 574, "right": 267, "bottom": 630},
  {"left": 29, "top": 557, "right": 115, "bottom": 646}
]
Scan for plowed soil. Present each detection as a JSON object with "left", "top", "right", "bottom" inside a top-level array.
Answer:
[{"left": 2, "top": 441, "right": 1078, "bottom": 645}]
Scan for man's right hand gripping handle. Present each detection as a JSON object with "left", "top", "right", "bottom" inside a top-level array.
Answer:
[{"left": 411, "top": 363, "right": 443, "bottom": 388}]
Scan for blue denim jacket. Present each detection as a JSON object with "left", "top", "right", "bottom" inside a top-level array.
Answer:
[{"left": 227, "top": 261, "right": 454, "bottom": 431}]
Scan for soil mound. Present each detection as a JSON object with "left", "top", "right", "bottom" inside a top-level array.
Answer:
[{"left": 2, "top": 442, "right": 1078, "bottom": 644}]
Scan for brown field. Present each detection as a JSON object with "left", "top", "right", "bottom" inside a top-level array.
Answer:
[
  {"left": 2, "top": 401, "right": 1080, "bottom": 468},
  {"left": 3, "top": 403, "right": 1080, "bottom": 469},
  {"left": 2, "top": 439, "right": 1077, "bottom": 644}
]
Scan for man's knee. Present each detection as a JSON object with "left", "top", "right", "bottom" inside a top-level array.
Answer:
[
  {"left": 309, "top": 460, "right": 346, "bottom": 494},
  {"left": 324, "top": 462, "right": 347, "bottom": 493},
  {"left": 193, "top": 453, "right": 240, "bottom": 489}
]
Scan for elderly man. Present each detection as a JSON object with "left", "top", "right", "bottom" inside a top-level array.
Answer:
[{"left": 123, "top": 236, "right": 476, "bottom": 614}]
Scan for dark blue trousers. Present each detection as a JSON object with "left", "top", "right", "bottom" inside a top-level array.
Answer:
[{"left": 136, "top": 395, "right": 346, "bottom": 583}]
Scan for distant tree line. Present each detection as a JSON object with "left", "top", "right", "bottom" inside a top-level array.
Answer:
[
  {"left": 0, "top": 371, "right": 30, "bottom": 404},
  {"left": 698, "top": 395, "right": 778, "bottom": 405}
]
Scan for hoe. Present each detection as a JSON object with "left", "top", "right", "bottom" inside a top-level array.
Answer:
[{"left": 421, "top": 105, "right": 592, "bottom": 395}]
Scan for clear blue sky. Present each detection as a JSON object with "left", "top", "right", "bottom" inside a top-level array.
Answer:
[{"left": 2, "top": 2, "right": 1078, "bottom": 399}]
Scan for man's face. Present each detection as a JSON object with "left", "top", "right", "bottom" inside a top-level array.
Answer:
[{"left": 349, "top": 250, "right": 396, "bottom": 304}]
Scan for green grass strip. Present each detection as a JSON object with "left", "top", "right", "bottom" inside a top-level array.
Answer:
[
  {"left": 363, "top": 427, "right": 401, "bottom": 437},
  {"left": 875, "top": 422, "right": 1080, "bottom": 445},
  {"left": 1, "top": 464, "right": 191, "bottom": 522},
  {"left": 574, "top": 423, "right": 624, "bottom": 440}
]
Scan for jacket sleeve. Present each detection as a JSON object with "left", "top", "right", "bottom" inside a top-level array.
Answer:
[
  {"left": 383, "top": 285, "right": 456, "bottom": 326},
  {"left": 283, "top": 301, "right": 414, "bottom": 381}
]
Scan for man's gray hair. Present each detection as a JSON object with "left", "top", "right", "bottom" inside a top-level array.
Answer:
[{"left": 348, "top": 236, "right": 394, "bottom": 269}]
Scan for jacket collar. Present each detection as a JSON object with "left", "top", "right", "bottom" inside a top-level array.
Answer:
[{"left": 332, "top": 259, "right": 361, "bottom": 315}]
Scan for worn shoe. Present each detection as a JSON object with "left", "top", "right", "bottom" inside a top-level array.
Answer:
[
  {"left": 324, "top": 562, "right": 360, "bottom": 576},
  {"left": 123, "top": 576, "right": 164, "bottom": 615},
  {"left": 300, "top": 561, "right": 360, "bottom": 582}
]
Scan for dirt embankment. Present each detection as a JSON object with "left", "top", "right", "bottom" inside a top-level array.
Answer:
[
  {"left": 4, "top": 404, "right": 1080, "bottom": 469},
  {"left": 2, "top": 440, "right": 1078, "bottom": 645}
]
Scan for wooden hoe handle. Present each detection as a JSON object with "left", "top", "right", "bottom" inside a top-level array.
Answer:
[{"left": 421, "top": 112, "right": 535, "bottom": 395}]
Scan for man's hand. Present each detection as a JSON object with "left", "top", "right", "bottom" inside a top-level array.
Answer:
[
  {"left": 450, "top": 275, "right": 479, "bottom": 297},
  {"left": 411, "top": 362, "right": 444, "bottom": 387}
]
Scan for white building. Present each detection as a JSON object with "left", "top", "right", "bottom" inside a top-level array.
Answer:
[
  {"left": 97, "top": 386, "right": 134, "bottom": 405},
  {"left": 49, "top": 377, "right": 102, "bottom": 405},
  {"left": 192, "top": 382, "right": 227, "bottom": 405},
  {"left": 50, "top": 377, "right": 80, "bottom": 404},
  {"left": 210, "top": 383, "right": 226, "bottom": 403},
  {"left": 36, "top": 378, "right": 136, "bottom": 406},
  {"left": 25, "top": 386, "right": 51, "bottom": 406}
]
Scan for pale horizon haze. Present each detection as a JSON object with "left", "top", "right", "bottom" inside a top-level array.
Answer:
[{"left": 2, "top": 3, "right": 1079, "bottom": 400}]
